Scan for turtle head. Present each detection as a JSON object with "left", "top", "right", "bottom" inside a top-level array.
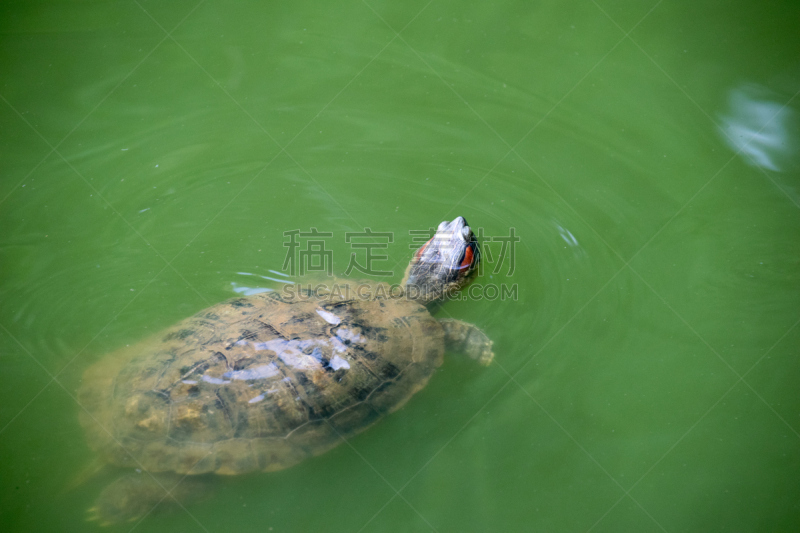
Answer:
[{"left": 402, "top": 216, "right": 480, "bottom": 305}]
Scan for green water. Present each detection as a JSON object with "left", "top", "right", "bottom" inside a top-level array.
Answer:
[{"left": 2, "top": 0, "right": 799, "bottom": 531}]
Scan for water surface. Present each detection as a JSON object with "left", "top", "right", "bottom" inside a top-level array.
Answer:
[{"left": 1, "top": 1, "right": 799, "bottom": 531}]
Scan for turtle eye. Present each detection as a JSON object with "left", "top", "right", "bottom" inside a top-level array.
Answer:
[
  {"left": 461, "top": 226, "right": 472, "bottom": 241},
  {"left": 437, "top": 221, "right": 449, "bottom": 231}
]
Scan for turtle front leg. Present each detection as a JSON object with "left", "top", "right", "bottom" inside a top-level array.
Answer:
[{"left": 438, "top": 319, "right": 494, "bottom": 366}]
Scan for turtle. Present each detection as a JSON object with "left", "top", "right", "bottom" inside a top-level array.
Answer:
[{"left": 77, "top": 216, "right": 494, "bottom": 524}]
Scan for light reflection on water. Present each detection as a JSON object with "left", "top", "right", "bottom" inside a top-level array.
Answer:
[{"left": 719, "top": 82, "right": 797, "bottom": 172}]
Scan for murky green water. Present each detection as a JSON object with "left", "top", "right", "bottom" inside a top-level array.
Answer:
[{"left": 2, "top": 1, "right": 799, "bottom": 531}]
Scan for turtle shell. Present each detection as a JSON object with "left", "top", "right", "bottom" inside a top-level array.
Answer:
[{"left": 78, "top": 285, "right": 444, "bottom": 476}]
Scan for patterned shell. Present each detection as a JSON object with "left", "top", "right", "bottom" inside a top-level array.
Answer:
[{"left": 78, "top": 287, "right": 444, "bottom": 476}]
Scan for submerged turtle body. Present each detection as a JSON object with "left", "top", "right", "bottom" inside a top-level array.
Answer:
[
  {"left": 78, "top": 216, "right": 494, "bottom": 524},
  {"left": 79, "top": 285, "right": 445, "bottom": 476}
]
